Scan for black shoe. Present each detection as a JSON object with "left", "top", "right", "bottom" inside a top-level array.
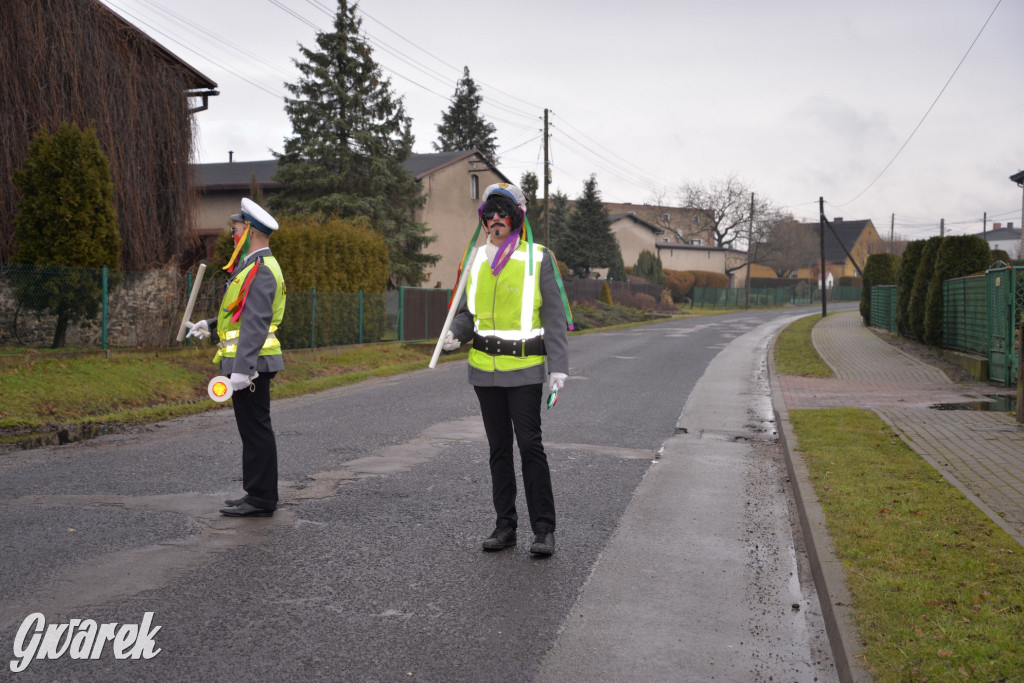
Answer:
[
  {"left": 224, "top": 497, "right": 246, "bottom": 507},
  {"left": 219, "top": 502, "right": 274, "bottom": 517},
  {"left": 481, "top": 526, "right": 516, "bottom": 551},
  {"left": 529, "top": 531, "right": 555, "bottom": 556}
]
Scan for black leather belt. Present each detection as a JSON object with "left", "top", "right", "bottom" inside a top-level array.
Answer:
[{"left": 472, "top": 333, "right": 545, "bottom": 357}]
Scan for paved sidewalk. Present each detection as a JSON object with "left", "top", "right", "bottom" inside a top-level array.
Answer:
[
  {"left": 778, "top": 309, "right": 1024, "bottom": 545},
  {"left": 772, "top": 309, "right": 1024, "bottom": 681}
]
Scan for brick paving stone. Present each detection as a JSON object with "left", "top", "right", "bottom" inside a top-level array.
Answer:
[{"left": 779, "top": 310, "right": 1024, "bottom": 545}]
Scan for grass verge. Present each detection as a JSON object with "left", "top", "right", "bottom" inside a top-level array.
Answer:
[
  {"left": 773, "top": 312, "right": 833, "bottom": 377},
  {"left": 781, "top": 322, "right": 1024, "bottom": 679},
  {"left": 0, "top": 342, "right": 465, "bottom": 443}
]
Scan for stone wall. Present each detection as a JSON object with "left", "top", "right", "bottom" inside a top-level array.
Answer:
[{"left": 0, "top": 266, "right": 187, "bottom": 348}]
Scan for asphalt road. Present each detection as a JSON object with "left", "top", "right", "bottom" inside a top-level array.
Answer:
[{"left": 0, "top": 307, "right": 837, "bottom": 682}]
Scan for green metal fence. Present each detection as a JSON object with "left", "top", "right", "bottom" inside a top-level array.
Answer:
[
  {"left": 868, "top": 265, "right": 1024, "bottom": 386},
  {"left": 0, "top": 262, "right": 448, "bottom": 350},
  {"left": 869, "top": 285, "right": 897, "bottom": 332},
  {"left": 942, "top": 275, "right": 987, "bottom": 356},
  {"left": 985, "top": 264, "right": 1024, "bottom": 385},
  {"left": 691, "top": 284, "right": 862, "bottom": 309}
]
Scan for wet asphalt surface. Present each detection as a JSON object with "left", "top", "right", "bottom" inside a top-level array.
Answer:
[{"left": 0, "top": 308, "right": 836, "bottom": 681}]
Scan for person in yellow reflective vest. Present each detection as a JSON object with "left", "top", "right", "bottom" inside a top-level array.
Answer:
[
  {"left": 443, "top": 183, "right": 569, "bottom": 556},
  {"left": 188, "top": 198, "right": 286, "bottom": 517}
]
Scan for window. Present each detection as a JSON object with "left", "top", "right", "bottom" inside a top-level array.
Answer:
[{"left": 470, "top": 174, "right": 479, "bottom": 200}]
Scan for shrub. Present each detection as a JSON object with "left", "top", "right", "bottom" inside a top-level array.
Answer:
[
  {"left": 12, "top": 122, "right": 121, "bottom": 348},
  {"left": 208, "top": 214, "right": 390, "bottom": 350},
  {"left": 923, "top": 235, "right": 990, "bottom": 345},
  {"left": 860, "top": 253, "right": 899, "bottom": 325},
  {"left": 664, "top": 269, "right": 696, "bottom": 303},
  {"left": 690, "top": 270, "right": 729, "bottom": 289},
  {"left": 908, "top": 236, "right": 943, "bottom": 342},
  {"left": 599, "top": 280, "right": 613, "bottom": 305},
  {"left": 633, "top": 250, "right": 665, "bottom": 285},
  {"left": 633, "top": 292, "right": 657, "bottom": 310},
  {"left": 895, "top": 240, "right": 924, "bottom": 337},
  {"left": 211, "top": 214, "right": 389, "bottom": 294}
]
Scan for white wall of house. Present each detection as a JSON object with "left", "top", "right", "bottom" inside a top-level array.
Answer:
[
  {"left": 416, "top": 160, "right": 506, "bottom": 289},
  {"left": 655, "top": 244, "right": 749, "bottom": 288},
  {"left": 611, "top": 216, "right": 662, "bottom": 269}
]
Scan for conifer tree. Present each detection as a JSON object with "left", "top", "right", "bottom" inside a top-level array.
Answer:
[
  {"left": 270, "top": 0, "right": 436, "bottom": 286},
  {"left": 519, "top": 171, "right": 550, "bottom": 241},
  {"left": 559, "top": 176, "right": 621, "bottom": 278},
  {"left": 547, "top": 191, "right": 571, "bottom": 249},
  {"left": 633, "top": 250, "right": 665, "bottom": 284},
  {"left": 12, "top": 122, "right": 121, "bottom": 347},
  {"left": 434, "top": 67, "right": 498, "bottom": 161}
]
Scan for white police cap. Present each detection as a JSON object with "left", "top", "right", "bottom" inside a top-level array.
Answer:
[{"left": 230, "top": 198, "right": 278, "bottom": 234}]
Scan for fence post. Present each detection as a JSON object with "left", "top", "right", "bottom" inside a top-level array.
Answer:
[
  {"left": 310, "top": 288, "right": 317, "bottom": 349},
  {"left": 101, "top": 265, "right": 109, "bottom": 350},
  {"left": 1017, "top": 318, "right": 1024, "bottom": 424},
  {"left": 359, "top": 290, "right": 364, "bottom": 344},
  {"left": 398, "top": 287, "right": 405, "bottom": 341}
]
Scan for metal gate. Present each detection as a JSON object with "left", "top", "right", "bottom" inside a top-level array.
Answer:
[{"left": 986, "top": 264, "right": 1024, "bottom": 385}]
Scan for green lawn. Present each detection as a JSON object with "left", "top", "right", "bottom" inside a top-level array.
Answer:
[{"left": 779, "top": 318, "right": 1024, "bottom": 680}]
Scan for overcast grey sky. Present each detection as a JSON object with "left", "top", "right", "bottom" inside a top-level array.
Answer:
[{"left": 101, "top": 0, "right": 1024, "bottom": 240}]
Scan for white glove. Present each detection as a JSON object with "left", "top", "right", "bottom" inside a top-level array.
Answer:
[
  {"left": 441, "top": 331, "right": 462, "bottom": 352},
  {"left": 549, "top": 372, "right": 567, "bottom": 392},
  {"left": 229, "top": 373, "right": 251, "bottom": 391},
  {"left": 186, "top": 320, "right": 210, "bottom": 340}
]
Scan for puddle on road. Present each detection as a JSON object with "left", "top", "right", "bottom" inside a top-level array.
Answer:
[{"left": 929, "top": 395, "right": 1016, "bottom": 412}]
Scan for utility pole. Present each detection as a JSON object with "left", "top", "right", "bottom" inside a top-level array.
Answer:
[
  {"left": 744, "top": 192, "right": 753, "bottom": 309},
  {"left": 983, "top": 211, "right": 987, "bottom": 237},
  {"left": 889, "top": 213, "right": 894, "bottom": 253},
  {"left": 819, "top": 197, "right": 827, "bottom": 318},
  {"left": 940, "top": 218, "right": 945, "bottom": 237},
  {"left": 543, "top": 108, "right": 550, "bottom": 245}
]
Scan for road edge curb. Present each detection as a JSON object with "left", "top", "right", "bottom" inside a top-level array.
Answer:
[{"left": 767, "top": 344, "right": 872, "bottom": 683}]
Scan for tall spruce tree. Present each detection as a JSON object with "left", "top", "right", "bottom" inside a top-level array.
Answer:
[
  {"left": 559, "top": 176, "right": 621, "bottom": 278},
  {"left": 434, "top": 67, "right": 498, "bottom": 161},
  {"left": 547, "top": 191, "right": 571, "bottom": 249},
  {"left": 519, "top": 171, "right": 550, "bottom": 242},
  {"left": 270, "top": 0, "right": 436, "bottom": 286}
]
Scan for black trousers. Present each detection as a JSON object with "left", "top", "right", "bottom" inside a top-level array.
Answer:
[
  {"left": 474, "top": 383, "right": 555, "bottom": 534},
  {"left": 231, "top": 371, "right": 278, "bottom": 510}
]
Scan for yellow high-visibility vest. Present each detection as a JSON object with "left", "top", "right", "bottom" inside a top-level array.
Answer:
[
  {"left": 466, "top": 241, "right": 546, "bottom": 373},
  {"left": 213, "top": 256, "right": 286, "bottom": 363}
]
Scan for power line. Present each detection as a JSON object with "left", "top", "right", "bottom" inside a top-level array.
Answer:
[
  {"left": 356, "top": 7, "right": 543, "bottom": 114},
  {"left": 103, "top": 0, "right": 287, "bottom": 101},
  {"left": 835, "top": 0, "right": 1003, "bottom": 207},
  {"left": 550, "top": 112, "right": 670, "bottom": 188}
]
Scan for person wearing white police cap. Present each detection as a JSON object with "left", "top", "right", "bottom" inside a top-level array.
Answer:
[
  {"left": 188, "top": 197, "right": 287, "bottom": 517},
  {"left": 443, "top": 182, "right": 571, "bottom": 556}
]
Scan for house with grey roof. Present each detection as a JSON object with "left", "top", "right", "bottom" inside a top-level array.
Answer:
[
  {"left": 192, "top": 150, "right": 510, "bottom": 286},
  {"left": 970, "top": 221, "right": 1020, "bottom": 259},
  {"left": 794, "top": 218, "right": 885, "bottom": 281}
]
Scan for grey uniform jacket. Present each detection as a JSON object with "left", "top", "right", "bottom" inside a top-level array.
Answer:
[
  {"left": 449, "top": 243, "right": 569, "bottom": 388},
  {"left": 207, "top": 248, "right": 285, "bottom": 376}
]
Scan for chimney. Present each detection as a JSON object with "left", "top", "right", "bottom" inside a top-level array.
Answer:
[
  {"left": 993, "top": 222, "right": 1002, "bottom": 230},
  {"left": 229, "top": 151, "right": 234, "bottom": 163}
]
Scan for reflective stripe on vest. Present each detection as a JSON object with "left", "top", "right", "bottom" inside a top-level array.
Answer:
[
  {"left": 466, "top": 241, "right": 546, "bottom": 373},
  {"left": 213, "top": 256, "right": 286, "bottom": 364},
  {"left": 214, "top": 328, "right": 280, "bottom": 362}
]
